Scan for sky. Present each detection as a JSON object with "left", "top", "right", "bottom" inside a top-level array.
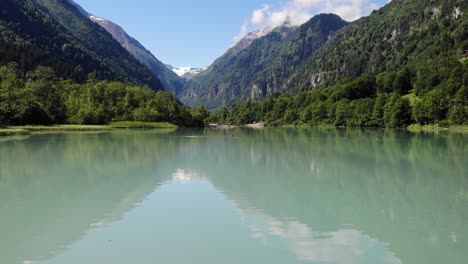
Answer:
[{"left": 73, "top": 0, "right": 389, "bottom": 68}]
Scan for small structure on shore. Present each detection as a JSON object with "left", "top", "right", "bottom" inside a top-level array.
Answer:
[{"left": 245, "top": 123, "right": 264, "bottom": 129}]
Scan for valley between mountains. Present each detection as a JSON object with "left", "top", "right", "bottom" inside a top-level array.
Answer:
[{"left": 0, "top": 0, "right": 467, "bottom": 129}]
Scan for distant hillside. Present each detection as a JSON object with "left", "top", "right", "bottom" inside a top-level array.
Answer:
[
  {"left": 0, "top": 0, "right": 162, "bottom": 89},
  {"left": 181, "top": 14, "right": 349, "bottom": 109}
]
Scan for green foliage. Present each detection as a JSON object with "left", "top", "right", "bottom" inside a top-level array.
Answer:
[
  {"left": 448, "top": 86, "right": 468, "bottom": 124},
  {"left": 0, "top": 64, "right": 205, "bottom": 126},
  {"left": 376, "top": 72, "right": 396, "bottom": 93},
  {"left": 393, "top": 68, "right": 412, "bottom": 94},
  {"left": 0, "top": 0, "right": 162, "bottom": 89},
  {"left": 209, "top": 66, "right": 465, "bottom": 128},
  {"left": 383, "top": 93, "right": 411, "bottom": 128},
  {"left": 297, "top": 0, "right": 468, "bottom": 92}
]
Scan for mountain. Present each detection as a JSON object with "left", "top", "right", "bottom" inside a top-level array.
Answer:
[
  {"left": 180, "top": 26, "right": 297, "bottom": 109},
  {"left": 166, "top": 65, "right": 207, "bottom": 80},
  {"left": 289, "top": 0, "right": 468, "bottom": 91},
  {"left": 209, "top": 0, "right": 468, "bottom": 128},
  {"left": 88, "top": 15, "right": 184, "bottom": 94},
  {"left": 181, "top": 14, "right": 349, "bottom": 109},
  {"left": 0, "top": 0, "right": 162, "bottom": 89}
]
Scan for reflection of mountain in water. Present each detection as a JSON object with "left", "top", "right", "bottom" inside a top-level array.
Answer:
[
  {"left": 0, "top": 131, "right": 178, "bottom": 264},
  {"left": 174, "top": 128, "right": 468, "bottom": 264},
  {"left": 0, "top": 128, "right": 467, "bottom": 264}
]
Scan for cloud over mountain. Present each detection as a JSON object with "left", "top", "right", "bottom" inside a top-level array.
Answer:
[{"left": 234, "top": 0, "right": 384, "bottom": 43}]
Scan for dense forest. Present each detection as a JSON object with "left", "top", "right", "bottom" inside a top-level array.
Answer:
[
  {"left": 1, "top": 60, "right": 466, "bottom": 128},
  {"left": 209, "top": 59, "right": 468, "bottom": 127},
  {"left": 0, "top": 63, "right": 208, "bottom": 126},
  {"left": 0, "top": 0, "right": 162, "bottom": 89},
  {"left": 294, "top": 0, "right": 468, "bottom": 90}
]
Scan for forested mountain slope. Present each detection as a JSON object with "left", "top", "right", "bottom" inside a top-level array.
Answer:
[
  {"left": 89, "top": 15, "right": 185, "bottom": 94},
  {"left": 181, "top": 27, "right": 296, "bottom": 109},
  {"left": 0, "top": 0, "right": 162, "bottom": 89},
  {"left": 292, "top": 0, "right": 468, "bottom": 91},
  {"left": 182, "top": 14, "right": 348, "bottom": 109}
]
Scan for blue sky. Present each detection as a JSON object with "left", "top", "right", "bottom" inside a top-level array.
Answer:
[{"left": 74, "top": 0, "right": 389, "bottom": 68}]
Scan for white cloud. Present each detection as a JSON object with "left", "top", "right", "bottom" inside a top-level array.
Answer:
[
  {"left": 233, "top": 22, "right": 249, "bottom": 43},
  {"left": 251, "top": 5, "right": 269, "bottom": 25},
  {"left": 233, "top": 0, "right": 386, "bottom": 43}
]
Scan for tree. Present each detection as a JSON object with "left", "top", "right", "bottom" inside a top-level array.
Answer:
[
  {"left": 190, "top": 106, "right": 209, "bottom": 127},
  {"left": 412, "top": 88, "right": 448, "bottom": 124},
  {"left": 370, "top": 94, "right": 388, "bottom": 127},
  {"left": 384, "top": 93, "right": 411, "bottom": 128},
  {"left": 300, "top": 106, "right": 314, "bottom": 123},
  {"left": 393, "top": 68, "right": 412, "bottom": 94},
  {"left": 376, "top": 72, "right": 396, "bottom": 93},
  {"left": 334, "top": 99, "right": 352, "bottom": 126},
  {"left": 448, "top": 86, "right": 468, "bottom": 125}
]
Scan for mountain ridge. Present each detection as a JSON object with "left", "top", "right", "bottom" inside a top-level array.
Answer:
[
  {"left": 181, "top": 14, "right": 349, "bottom": 109},
  {"left": 88, "top": 15, "right": 185, "bottom": 93}
]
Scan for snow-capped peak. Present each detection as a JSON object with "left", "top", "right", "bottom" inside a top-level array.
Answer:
[
  {"left": 166, "top": 65, "right": 207, "bottom": 79},
  {"left": 173, "top": 67, "right": 197, "bottom": 76}
]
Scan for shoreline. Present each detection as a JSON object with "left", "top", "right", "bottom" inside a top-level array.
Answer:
[
  {"left": 0, "top": 122, "right": 179, "bottom": 137},
  {"left": 207, "top": 123, "right": 468, "bottom": 132},
  {"left": 2, "top": 123, "right": 467, "bottom": 138}
]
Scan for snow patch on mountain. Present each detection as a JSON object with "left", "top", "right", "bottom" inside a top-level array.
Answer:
[
  {"left": 89, "top": 15, "right": 106, "bottom": 22},
  {"left": 243, "top": 28, "right": 269, "bottom": 41},
  {"left": 229, "top": 27, "right": 274, "bottom": 55},
  {"left": 166, "top": 65, "right": 207, "bottom": 79}
]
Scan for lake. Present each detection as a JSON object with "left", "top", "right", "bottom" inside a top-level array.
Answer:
[{"left": 0, "top": 128, "right": 467, "bottom": 264}]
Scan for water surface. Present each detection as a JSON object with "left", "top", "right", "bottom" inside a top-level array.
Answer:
[{"left": 0, "top": 128, "right": 467, "bottom": 264}]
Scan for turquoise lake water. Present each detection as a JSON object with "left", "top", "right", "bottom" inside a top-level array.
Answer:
[{"left": 0, "top": 128, "right": 467, "bottom": 264}]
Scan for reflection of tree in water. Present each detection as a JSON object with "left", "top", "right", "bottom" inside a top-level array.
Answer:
[
  {"left": 0, "top": 131, "right": 179, "bottom": 264},
  {"left": 175, "top": 128, "right": 468, "bottom": 264}
]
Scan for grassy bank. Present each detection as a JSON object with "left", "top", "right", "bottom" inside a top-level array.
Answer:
[
  {"left": 0, "top": 128, "right": 31, "bottom": 137},
  {"left": 14, "top": 125, "right": 112, "bottom": 131},
  {"left": 407, "top": 124, "right": 468, "bottom": 132},
  {"left": 0, "top": 122, "right": 178, "bottom": 137}
]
